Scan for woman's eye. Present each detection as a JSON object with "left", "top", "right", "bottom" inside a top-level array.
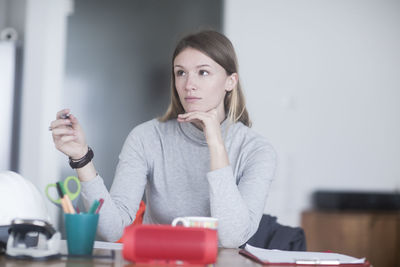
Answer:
[
  {"left": 199, "top": 70, "right": 209, "bottom": 76},
  {"left": 176, "top": 70, "right": 185, "bottom": 77}
]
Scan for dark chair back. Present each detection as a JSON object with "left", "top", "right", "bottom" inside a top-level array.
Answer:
[{"left": 245, "top": 214, "right": 306, "bottom": 251}]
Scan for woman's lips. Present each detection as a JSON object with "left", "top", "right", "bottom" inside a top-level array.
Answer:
[{"left": 185, "top": 97, "right": 201, "bottom": 103}]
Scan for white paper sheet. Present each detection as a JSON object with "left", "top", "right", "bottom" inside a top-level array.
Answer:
[
  {"left": 245, "top": 244, "right": 365, "bottom": 264},
  {"left": 93, "top": 241, "right": 123, "bottom": 250}
]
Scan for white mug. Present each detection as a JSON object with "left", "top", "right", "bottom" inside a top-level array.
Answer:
[{"left": 171, "top": 216, "right": 218, "bottom": 230}]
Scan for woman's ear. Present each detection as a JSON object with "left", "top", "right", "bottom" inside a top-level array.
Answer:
[{"left": 225, "top": 73, "right": 238, "bottom": 92}]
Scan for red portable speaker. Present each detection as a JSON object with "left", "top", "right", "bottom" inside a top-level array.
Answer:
[{"left": 122, "top": 224, "right": 218, "bottom": 265}]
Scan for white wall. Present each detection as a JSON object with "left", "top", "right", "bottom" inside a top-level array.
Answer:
[
  {"left": 224, "top": 0, "right": 400, "bottom": 226},
  {"left": 0, "top": 42, "right": 15, "bottom": 171},
  {"left": 19, "top": 0, "right": 73, "bottom": 226},
  {"left": 0, "top": 0, "right": 70, "bottom": 226}
]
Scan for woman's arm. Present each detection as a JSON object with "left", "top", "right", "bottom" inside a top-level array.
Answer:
[
  {"left": 80, "top": 127, "right": 149, "bottom": 241},
  {"left": 79, "top": 164, "right": 146, "bottom": 241},
  {"left": 207, "top": 143, "right": 276, "bottom": 248},
  {"left": 177, "top": 109, "right": 276, "bottom": 247},
  {"left": 50, "top": 109, "right": 147, "bottom": 241}
]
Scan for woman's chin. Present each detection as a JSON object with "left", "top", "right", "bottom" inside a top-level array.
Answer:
[{"left": 184, "top": 107, "right": 205, "bottom": 113}]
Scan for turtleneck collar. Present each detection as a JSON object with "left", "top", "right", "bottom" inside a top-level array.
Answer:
[{"left": 178, "top": 118, "right": 231, "bottom": 146}]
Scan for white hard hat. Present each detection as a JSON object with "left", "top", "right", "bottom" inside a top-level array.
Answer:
[{"left": 0, "top": 171, "right": 49, "bottom": 226}]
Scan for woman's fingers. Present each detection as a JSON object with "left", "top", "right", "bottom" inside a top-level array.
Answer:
[
  {"left": 56, "top": 108, "right": 70, "bottom": 119},
  {"left": 178, "top": 108, "right": 218, "bottom": 118},
  {"left": 51, "top": 127, "right": 75, "bottom": 137},
  {"left": 178, "top": 112, "right": 209, "bottom": 122},
  {"left": 50, "top": 110, "right": 82, "bottom": 132},
  {"left": 68, "top": 114, "right": 83, "bottom": 131},
  {"left": 59, "top": 135, "right": 77, "bottom": 143},
  {"left": 177, "top": 110, "right": 219, "bottom": 126},
  {"left": 49, "top": 117, "right": 72, "bottom": 130}
]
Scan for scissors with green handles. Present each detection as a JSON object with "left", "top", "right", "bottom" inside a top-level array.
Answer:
[{"left": 45, "top": 176, "right": 81, "bottom": 204}]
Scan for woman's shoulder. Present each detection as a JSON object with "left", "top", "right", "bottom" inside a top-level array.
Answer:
[
  {"left": 232, "top": 123, "right": 277, "bottom": 167},
  {"left": 229, "top": 121, "right": 265, "bottom": 140},
  {"left": 229, "top": 122, "right": 275, "bottom": 151},
  {"left": 128, "top": 118, "right": 156, "bottom": 134}
]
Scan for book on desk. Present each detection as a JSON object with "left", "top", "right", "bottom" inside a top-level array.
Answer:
[{"left": 239, "top": 244, "right": 370, "bottom": 266}]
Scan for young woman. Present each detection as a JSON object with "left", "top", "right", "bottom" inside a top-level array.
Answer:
[{"left": 50, "top": 30, "right": 276, "bottom": 248}]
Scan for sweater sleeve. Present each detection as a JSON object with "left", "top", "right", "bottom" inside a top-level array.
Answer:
[
  {"left": 207, "top": 142, "right": 276, "bottom": 248},
  {"left": 80, "top": 128, "right": 148, "bottom": 242}
]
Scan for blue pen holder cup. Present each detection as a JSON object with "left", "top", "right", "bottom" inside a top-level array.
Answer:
[{"left": 65, "top": 213, "right": 99, "bottom": 255}]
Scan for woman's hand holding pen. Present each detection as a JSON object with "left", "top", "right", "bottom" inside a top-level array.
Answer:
[
  {"left": 177, "top": 108, "right": 229, "bottom": 171},
  {"left": 50, "top": 109, "right": 97, "bottom": 182},
  {"left": 50, "top": 109, "right": 88, "bottom": 159}
]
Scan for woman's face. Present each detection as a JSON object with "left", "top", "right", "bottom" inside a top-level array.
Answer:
[{"left": 173, "top": 48, "right": 237, "bottom": 118}]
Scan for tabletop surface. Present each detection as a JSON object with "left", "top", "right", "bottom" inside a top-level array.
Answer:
[{"left": 0, "top": 241, "right": 263, "bottom": 267}]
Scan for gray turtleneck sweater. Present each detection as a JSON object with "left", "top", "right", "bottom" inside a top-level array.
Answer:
[{"left": 80, "top": 118, "right": 276, "bottom": 248}]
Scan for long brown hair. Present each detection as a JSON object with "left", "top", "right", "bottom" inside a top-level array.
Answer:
[{"left": 159, "top": 30, "right": 251, "bottom": 127}]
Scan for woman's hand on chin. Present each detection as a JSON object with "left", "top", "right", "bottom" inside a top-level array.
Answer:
[
  {"left": 178, "top": 109, "right": 229, "bottom": 170},
  {"left": 177, "top": 109, "right": 223, "bottom": 147}
]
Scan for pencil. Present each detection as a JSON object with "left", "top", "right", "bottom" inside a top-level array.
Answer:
[
  {"left": 58, "top": 181, "right": 76, "bottom": 214},
  {"left": 60, "top": 198, "right": 70, "bottom": 213},
  {"left": 56, "top": 182, "right": 69, "bottom": 213},
  {"left": 64, "top": 194, "right": 76, "bottom": 214}
]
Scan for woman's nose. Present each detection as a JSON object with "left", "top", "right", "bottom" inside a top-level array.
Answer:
[{"left": 184, "top": 73, "right": 197, "bottom": 91}]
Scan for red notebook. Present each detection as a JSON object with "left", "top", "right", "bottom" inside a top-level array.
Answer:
[{"left": 239, "top": 244, "right": 370, "bottom": 266}]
